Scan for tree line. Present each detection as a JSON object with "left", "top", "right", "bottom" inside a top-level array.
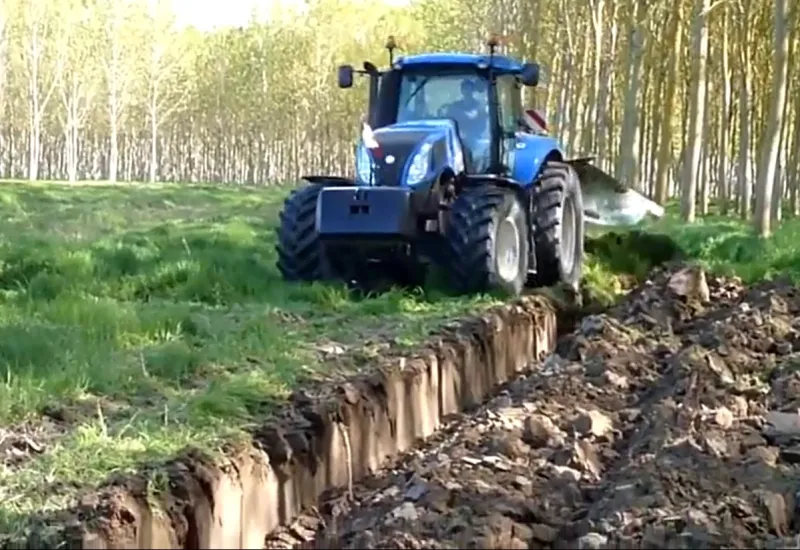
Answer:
[{"left": 0, "top": 0, "right": 797, "bottom": 235}]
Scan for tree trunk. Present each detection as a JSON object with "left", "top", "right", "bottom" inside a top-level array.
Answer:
[
  {"left": 654, "top": 6, "right": 682, "bottom": 205},
  {"left": 109, "top": 116, "right": 119, "bottom": 182},
  {"left": 595, "top": 0, "right": 617, "bottom": 170},
  {"left": 616, "top": 0, "right": 645, "bottom": 189},
  {"left": 718, "top": 4, "right": 732, "bottom": 214},
  {"left": 150, "top": 91, "right": 158, "bottom": 183},
  {"left": 681, "top": 0, "right": 710, "bottom": 222},
  {"left": 698, "top": 83, "right": 711, "bottom": 215},
  {"left": 584, "top": 0, "right": 604, "bottom": 155},
  {"left": 754, "top": 0, "right": 789, "bottom": 237},
  {"left": 789, "top": 87, "right": 800, "bottom": 215},
  {"left": 28, "top": 115, "right": 40, "bottom": 181}
]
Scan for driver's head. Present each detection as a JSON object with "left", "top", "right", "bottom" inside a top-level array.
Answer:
[{"left": 460, "top": 78, "right": 484, "bottom": 100}]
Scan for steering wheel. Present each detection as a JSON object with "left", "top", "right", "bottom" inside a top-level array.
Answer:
[{"left": 436, "top": 105, "right": 452, "bottom": 119}]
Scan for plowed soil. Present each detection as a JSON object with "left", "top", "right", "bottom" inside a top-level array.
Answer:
[{"left": 272, "top": 264, "right": 800, "bottom": 549}]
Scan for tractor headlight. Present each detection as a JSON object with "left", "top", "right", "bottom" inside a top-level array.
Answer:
[
  {"left": 406, "top": 142, "right": 432, "bottom": 186},
  {"left": 355, "top": 142, "right": 374, "bottom": 185}
]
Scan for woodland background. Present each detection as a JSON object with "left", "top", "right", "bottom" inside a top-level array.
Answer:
[{"left": 0, "top": 0, "right": 796, "bottom": 234}]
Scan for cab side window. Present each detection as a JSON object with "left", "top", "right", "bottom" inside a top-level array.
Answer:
[{"left": 496, "top": 76, "right": 520, "bottom": 134}]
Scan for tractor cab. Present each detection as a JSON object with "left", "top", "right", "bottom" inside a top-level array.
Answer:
[
  {"left": 384, "top": 67, "right": 493, "bottom": 173},
  {"left": 337, "top": 38, "right": 540, "bottom": 181}
]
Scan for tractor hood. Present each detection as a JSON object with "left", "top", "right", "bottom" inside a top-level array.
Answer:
[
  {"left": 374, "top": 119, "right": 458, "bottom": 144},
  {"left": 357, "top": 120, "right": 464, "bottom": 187}
]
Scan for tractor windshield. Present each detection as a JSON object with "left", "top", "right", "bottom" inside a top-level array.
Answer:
[{"left": 397, "top": 70, "right": 491, "bottom": 172}]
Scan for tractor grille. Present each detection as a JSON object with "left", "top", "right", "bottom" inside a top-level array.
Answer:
[{"left": 374, "top": 131, "right": 432, "bottom": 187}]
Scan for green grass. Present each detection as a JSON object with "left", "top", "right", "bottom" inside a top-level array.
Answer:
[
  {"left": 644, "top": 204, "right": 800, "bottom": 284},
  {"left": 0, "top": 180, "right": 505, "bottom": 533},
  {"left": 584, "top": 201, "right": 800, "bottom": 298}
]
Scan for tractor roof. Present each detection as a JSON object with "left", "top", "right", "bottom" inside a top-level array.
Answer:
[{"left": 395, "top": 52, "right": 524, "bottom": 75}]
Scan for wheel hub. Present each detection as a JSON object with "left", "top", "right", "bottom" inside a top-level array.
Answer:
[{"left": 496, "top": 215, "right": 521, "bottom": 283}]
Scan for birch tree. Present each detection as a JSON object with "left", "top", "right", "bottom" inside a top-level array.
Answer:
[
  {"left": 653, "top": 5, "right": 683, "bottom": 205},
  {"left": 616, "top": 0, "right": 647, "bottom": 190},
  {"left": 0, "top": 0, "right": 8, "bottom": 174},
  {"left": 101, "top": 0, "right": 141, "bottom": 183},
  {"left": 716, "top": 3, "right": 732, "bottom": 214},
  {"left": 734, "top": 0, "right": 754, "bottom": 219},
  {"left": 58, "top": 1, "right": 100, "bottom": 182},
  {"left": 583, "top": 0, "right": 605, "bottom": 156},
  {"left": 754, "top": 0, "right": 790, "bottom": 237},
  {"left": 680, "top": 0, "right": 710, "bottom": 222},
  {"left": 16, "top": 0, "right": 64, "bottom": 181},
  {"left": 143, "top": 3, "right": 193, "bottom": 182}
]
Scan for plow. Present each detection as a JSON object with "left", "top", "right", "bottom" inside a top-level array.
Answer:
[{"left": 276, "top": 36, "right": 664, "bottom": 296}]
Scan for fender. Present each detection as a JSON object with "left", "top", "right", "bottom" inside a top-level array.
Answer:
[
  {"left": 462, "top": 173, "right": 525, "bottom": 190},
  {"left": 511, "top": 134, "right": 564, "bottom": 186}
]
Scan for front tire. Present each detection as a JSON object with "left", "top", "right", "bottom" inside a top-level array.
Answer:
[
  {"left": 531, "top": 160, "right": 585, "bottom": 290},
  {"left": 445, "top": 186, "right": 529, "bottom": 296},
  {"left": 275, "top": 184, "right": 326, "bottom": 282}
]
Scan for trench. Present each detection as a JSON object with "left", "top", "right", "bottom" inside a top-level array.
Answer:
[
  {"left": 266, "top": 298, "right": 604, "bottom": 550},
  {"left": 266, "top": 230, "right": 690, "bottom": 550},
  {"left": 51, "top": 229, "right": 795, "bottom": 549},
  {"left": 284, "top": 270, "right": 800, "bottom": 548}
]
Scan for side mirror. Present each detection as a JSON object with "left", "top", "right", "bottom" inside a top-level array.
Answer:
[
  {"left": 520, "top": 62, "right": 540, "bottom": 87},
  {"left": 338, "top": 65, "right": 354, "bottom": 89},
  {"left": 363, "top": 61, "right": 378, "bottom": 75}
]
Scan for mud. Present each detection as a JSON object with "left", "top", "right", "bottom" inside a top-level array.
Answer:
[
  {"left": 291, "top": 264, "right": 800, "bottom": 549},
  {"left": 0, "top": 418, "right": 66, "bottom": 468}
]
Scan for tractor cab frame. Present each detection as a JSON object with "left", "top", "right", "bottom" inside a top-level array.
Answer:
[{"left": 338, "top": 38, "right": 540, "bottom": 178}]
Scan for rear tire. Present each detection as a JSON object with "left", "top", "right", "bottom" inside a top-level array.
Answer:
[
  {"left": 275, "top": 184, "right": 326, "bottom": 282},
  {"left": 445, "top": 186, "right": 529, "bottom": 296},
  {"left": 531, "top": 160, "right": 585, "bottom": 289}
]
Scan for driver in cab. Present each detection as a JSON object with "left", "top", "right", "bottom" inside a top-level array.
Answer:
[
  {"left": 442, "top": 78, "right": 488, "bottom": 131},
  {"left": 441, "top": 78, "right": 490, "bottom": 170}
]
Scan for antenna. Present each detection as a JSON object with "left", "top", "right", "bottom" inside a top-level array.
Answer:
[
  {"left": 386, "top": 36, "right": 397, "bottom": 65},
  {"left": 486, "top": 34, "right": 499, "bottom": 56}
]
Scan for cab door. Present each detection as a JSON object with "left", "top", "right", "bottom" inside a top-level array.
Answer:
[{"left": 496, "top": 75, "right": 522, "bottom": 176}]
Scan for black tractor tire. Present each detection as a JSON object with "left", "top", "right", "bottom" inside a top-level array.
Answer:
[
  {"left": 531, "top": 160, "right": 585, "bottom": 290},
  {"left": 445, "top": 185, "right": 529, "bottom": 296},
  {"left": 275, "top": 184, "right": 327, "bottom": 282}
]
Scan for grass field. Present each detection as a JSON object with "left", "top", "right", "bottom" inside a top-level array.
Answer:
[
  {"left": 652, "top": 210, "right": 800, "bottom": 284},
  {"left": 1, "top": 180, "right": 796, "bottom": 535},
  {"left": 0, "top": 180, "right": 520, "bottom": 532},
  {"left": 589, "top": 201, "right": 800, "bottom": 287}
]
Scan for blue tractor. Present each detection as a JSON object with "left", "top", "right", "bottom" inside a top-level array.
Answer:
[{"left": 276, "top": 37, "right": 661, "bottom": 296}]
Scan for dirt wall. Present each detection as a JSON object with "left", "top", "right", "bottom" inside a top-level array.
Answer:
[{"left": 41, "top": 295, "right": 559, "bottom": 549}]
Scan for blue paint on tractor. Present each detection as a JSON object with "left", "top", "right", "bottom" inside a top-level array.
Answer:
[
  {"left": 511, "top": 133, "right": 563, "bottom": 186},
  {"left": 360, "top": 119, "right": 465, "bottom": 189},
  {"left": 396, "top": 53, "right": 525, "bottom": 75},
  {"left": 360, "top": 118, "right": 563, "bottom": 190},
  {"left": 360, "top": 56, "right": 563, "bottom": 189}
]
